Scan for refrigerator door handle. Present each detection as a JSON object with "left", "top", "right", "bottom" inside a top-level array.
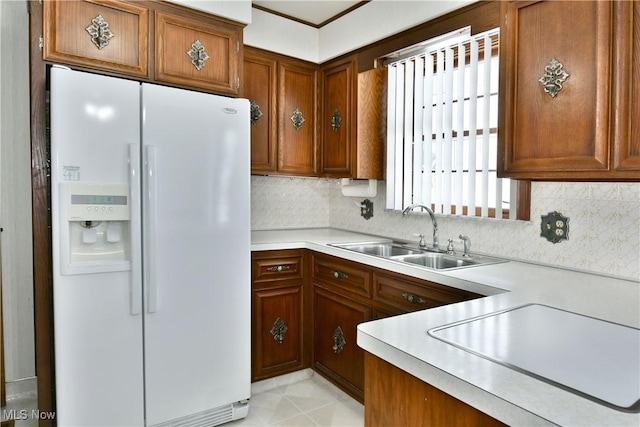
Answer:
[
  {"left": 145, "top": 145, "right": 158, "bottom": 313},
  {"left": 129, "top": 144, "right": 142, "bottom": 315}
]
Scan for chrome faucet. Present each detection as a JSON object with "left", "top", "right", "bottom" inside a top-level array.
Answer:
[{"left": 402, "top": 204, "right": 439, "bottom": 250}]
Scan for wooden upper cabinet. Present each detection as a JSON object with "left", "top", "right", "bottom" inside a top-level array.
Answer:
[
  {"left": 322, "top": 57, "right": 356, "bottom": 177},
  {"left": 499, "top": 0, "right": 639, "bottom": 180},
  {"left": 321, "top": 56, "right": 385, "bottom": 179},
  {"left": 243, "top": 48, "right": 278, "bottom": 173},
  {"left": 278, "top": 61, "right": 319, "bottom": 176},
  {"left": 155, "top": 11, "right": 241, "bottom": 95},
  {"left": 613, "top": 1, "right": 640, "bottom": 172},
  {"left": 43, "top": 0, "right": 149, "bottom": 78}
]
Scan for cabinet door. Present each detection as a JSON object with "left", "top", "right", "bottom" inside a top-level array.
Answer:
[
  {"left": 313, "top": 286, "right": 370, "bottom": 402},
  {"left": 43, "top": 0, "right": 149, "bottom": 78},
  {"left": 243, "top": 48, "right": 278, "bottom": 173},
  {"left": 322, "top": 57, "right": 356, "bottom": 177},
  {"left": 613, "top": 0, "right": 640, "bottom": 172},
  {"left": 278, "top": 62, "right": 319, "bottom": 176},
  {"left": 499, "top": 1, "right": 614, "bottom": 178},
  {"left": 252, "top": 286, "right": 304, "bottom": 381},
  {"left": 155, "top": 11, "right": 241, "bottom": 95}
]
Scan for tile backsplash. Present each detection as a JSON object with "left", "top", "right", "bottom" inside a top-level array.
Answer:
[{"left": 251, "top": 176, "right": 640, "bottom": 281}]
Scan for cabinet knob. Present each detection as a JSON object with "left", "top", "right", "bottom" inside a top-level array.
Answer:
[
  {"left": 402, "top": 293, "right": 428, "bottom": 305},
  {"left": 333, "top": 326, "right": 346, "bottom": 354},
  {"left": 267, "top": 265, "right": 290, "bottom": 273}
]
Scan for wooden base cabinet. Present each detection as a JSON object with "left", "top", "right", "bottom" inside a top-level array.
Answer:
[
  {"left": 251, "top": 250, "right": 307, "bottom": 382},
  {"left": 499, "top": 0, "right": 640, "bottom": 180},
  {"left": 313, "top": 286, "right": 370, "bottom": 402},
  {"left": 364, "top": 352, "right": 507, "bottom": 427}
]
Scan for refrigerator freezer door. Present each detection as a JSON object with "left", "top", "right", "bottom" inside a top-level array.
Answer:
[
  {"left": 50, "top": 68, "right": 145, "bottom": 426},
  {"left": 141, "top": 83, "right": 251, "bottom": 425}
]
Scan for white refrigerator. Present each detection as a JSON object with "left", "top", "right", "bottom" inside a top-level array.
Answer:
[{"left": 50, "top": 66, "right": 251, "bottom": 427}]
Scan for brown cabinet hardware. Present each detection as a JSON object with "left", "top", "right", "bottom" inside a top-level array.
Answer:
[
  {"left": 270, "top": 317, "right": 288, "bottom": 344},
  {"left": 332, "top": 270, "right": 348, "bottom": 279},
  {"left": 401, "top": 293, "right": 428, "bottom": 305},
  {"left": 332, "top": 326, "right": 346, "bottom": 354}
]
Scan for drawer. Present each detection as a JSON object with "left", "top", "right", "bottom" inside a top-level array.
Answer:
[
  {"left": 373, "top": 272, "right": 481, "bottom": 312},
  {"left": 252, "top": 250, "right": 305, "bottom": 284},
  {"left": 312, "top": 253, "right": 371, "bottom": 298}
]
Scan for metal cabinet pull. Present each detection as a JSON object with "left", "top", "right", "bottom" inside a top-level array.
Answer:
[
  {"left": 250, "top": 100, "right": 263, "bottom": 124},
  {"left": 331, "top": 108, "right": 342, "bottom": 131},
  {"left": 86, "top": 15, "right": 114, "bottom": 50},
  {"left": 267, "top": 265, "right": 290, "bottom": 273},
  {"left": 291, "top": 108, "right": 305, "bottom": 130},
  {"left": 332, "top": 270, "right": 349, "bottom": 279},
  {"left": 333, "top": 326, "right": 346, "bottom": 354},
  {"left": 402, "top": 293, "right": 427, "bottom": 305},
  {"left": 187, "top": 40, "right": 209, "bottom": 70},
  {"left": 538, "top": 58, "right": 569, "bottom": 98},
  {"left": 270, "top": 317, "right": 288, "bottom": 344}
]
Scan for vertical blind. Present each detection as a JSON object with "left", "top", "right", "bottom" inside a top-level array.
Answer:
[{"left": 386, "top": 27, "right": 517, "bottom": 219}]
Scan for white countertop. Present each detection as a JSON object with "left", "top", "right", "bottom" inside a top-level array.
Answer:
[{"left": 251, "top": 228, "right": 640, "bottom": 426}]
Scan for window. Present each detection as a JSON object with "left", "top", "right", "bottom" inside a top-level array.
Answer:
[{"left": 385, "top": 27, "right": 527, "bottom": 219}]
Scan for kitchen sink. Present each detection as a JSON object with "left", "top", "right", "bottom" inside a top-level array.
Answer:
[
  {"left": 392, "top": 253, "right": 476, "bottom": 269},
  {"left": 330, "top": 242, "right": 505, "bottom": 270},
  {"left": 333, "top": 242, "right": 422, "bottom": 257}
]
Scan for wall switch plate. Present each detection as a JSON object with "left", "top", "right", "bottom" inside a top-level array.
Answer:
[{"left": 541, "top": 211, "right": 569, "bottom": 243}]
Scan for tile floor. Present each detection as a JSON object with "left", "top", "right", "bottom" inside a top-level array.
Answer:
[
  {"left": 230, "top": 370, "right": 364, "bottom": 427},
  {"left": 1, "top": 370, "right": 363, "bottom": 427}
]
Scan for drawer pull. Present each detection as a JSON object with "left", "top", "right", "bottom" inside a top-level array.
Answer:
[
  {"left": 267, "top": 265, "right": 290, "bottom": 273},
  {"left": 332, "top": 270, "right": 349, "bottom": 279},
  {"left": 270, "top": 317, "right": 288, "bottom": 344},
  {"left": 402, "top": 293, "right": 428, "bottom": 305},
  {"left": 333, "top": 326, "right": 346, "bottom": 354}
]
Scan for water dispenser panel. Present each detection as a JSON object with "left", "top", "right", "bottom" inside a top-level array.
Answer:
[{"left": 66, "top": 183, "right": 130, "bottom": 221}]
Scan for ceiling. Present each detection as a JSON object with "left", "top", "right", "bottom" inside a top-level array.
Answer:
[{"left": 252, "top": 1, "right": 366, "bottom": 27}]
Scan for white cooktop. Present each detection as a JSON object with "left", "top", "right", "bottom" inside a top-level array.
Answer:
[{"left": 429, "top": 304, "right": 640, "bottom": 412}]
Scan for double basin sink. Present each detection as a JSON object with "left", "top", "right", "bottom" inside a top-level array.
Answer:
[{"left": 330, "top": 241, "right": 505, "bottom": 271}]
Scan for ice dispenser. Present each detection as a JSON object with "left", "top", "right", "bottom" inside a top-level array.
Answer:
[{"left": 59, "top": 182, "right": 131, "bottom": 274}]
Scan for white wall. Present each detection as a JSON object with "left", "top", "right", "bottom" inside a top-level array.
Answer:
[
  {"left": 0, "top": 0, "right": 36, "bottom": 382},
  {"left": 251, "top": 176, "right": 640, "bottom": 282},
  {"left": 165, "top": 0, "right": 252, "bottom": 24},
  {"left": 318, "top": 0, "right": 473, "bottom": 63},
  {"left": 244, "top": 7, "right": 319, "bottom": 62},
  {"left": 244, "top": 0, "right": 475, "bottom": 63}
]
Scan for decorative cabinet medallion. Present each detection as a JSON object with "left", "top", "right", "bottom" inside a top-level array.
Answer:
[
  {"left": 538, "top": 58, "right": 570, "bottom": 98},
  {"left": 250, "top": 100, "right": 264, "bottom": 125},
  {"left": 333, "top": 326, "right": 346, "bottom": 354},
  {"left": 331, "top": 109, "right": 342, "bottom": 131},
  {"left": 291, "top": 108, "right": 305, "bottom": 130},
  {"left": 186, "top": 40, "right": 209, "bottom": 71},
  {"left": 270, "top": 317, "right": 288, "bottom": 344},
  {"left": 85, "top": 15, "right": 114, "bottom": 49}
]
